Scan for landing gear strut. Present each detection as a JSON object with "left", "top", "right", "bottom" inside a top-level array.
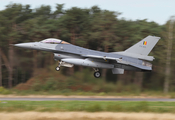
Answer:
[
  {"left": 55, "top": 61, "right": 62, "bottom": 71},
  {"left": 93, "top": 68, "right": 101, "bottom": 78}
]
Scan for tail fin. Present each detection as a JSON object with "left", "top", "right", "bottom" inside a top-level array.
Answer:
[{"left": 125, "top": 35, "right": 160, "bottom": 55}]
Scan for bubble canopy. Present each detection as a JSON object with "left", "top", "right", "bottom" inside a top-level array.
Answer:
[{"left": 40, "top": 38, "right": 70, "bottom": 44}]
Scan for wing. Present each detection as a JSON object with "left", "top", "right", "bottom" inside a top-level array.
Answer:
[
  {"left": 81, "top": 54, "right": 151, "bottom": 70},
  {"left": 81, "top": 54, "right": 121, "bottom": 61}
]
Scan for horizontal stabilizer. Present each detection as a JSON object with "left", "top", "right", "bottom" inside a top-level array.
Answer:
[
  {"left": 129, "top": 63, "right": 152, "bottom": 71},
  {"left": 114, "top": 52, "right": 155, "bottom": 61}
]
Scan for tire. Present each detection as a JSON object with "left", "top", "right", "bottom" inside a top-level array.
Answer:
[
  {"left": 94, "top": 71, "right": 101, "bottom": 78},
  {"left": 55, "top": 67, "right": 60, "bottom": 71}
]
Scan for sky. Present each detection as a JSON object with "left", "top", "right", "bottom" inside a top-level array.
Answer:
[{"left": 0, "top": 0, "right": 175, "bottom": 25}]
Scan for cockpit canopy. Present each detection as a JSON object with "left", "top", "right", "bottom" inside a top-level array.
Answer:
[{"left": 40, "top": 38, "right": 70, "bottom": 44}]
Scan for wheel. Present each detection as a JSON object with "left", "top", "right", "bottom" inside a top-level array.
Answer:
[
  {"left": 55, "top": 67, "right": 60, "bottom": 71},
  {"left": 94, "top": 71, "right": 101, "bottom": 78}
]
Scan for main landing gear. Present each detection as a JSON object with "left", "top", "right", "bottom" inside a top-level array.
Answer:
[
  {"left": 93, "top": 68, "right": 101, "bottom": 78},
  {"left": 55, "top": 61, "right": 62, "bottom": 71}
]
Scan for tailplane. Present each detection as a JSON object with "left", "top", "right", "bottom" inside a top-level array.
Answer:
[{"left": 125, "top": 35, "right": 160, "bottom": 55}]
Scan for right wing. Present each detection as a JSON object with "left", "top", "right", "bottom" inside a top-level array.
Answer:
[{"left": 81, "top": 54, "right": 152, "bottom": 70}]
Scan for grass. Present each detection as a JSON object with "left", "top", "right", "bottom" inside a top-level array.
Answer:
[
  {"left": 6, "top": 89, "right": 175, "bottom": 98},
  {"left": 1, "top": 85, "right": 175, "bottom": 98},
  {"left": 0, "top": 101, "right": 175, "bottom": 113}
]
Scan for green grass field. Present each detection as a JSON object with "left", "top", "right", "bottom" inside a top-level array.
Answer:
[{"left": 0, "top": 101, "right": 175, "bottom": 113}]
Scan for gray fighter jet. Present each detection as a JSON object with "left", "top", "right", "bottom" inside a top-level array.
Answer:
[{"left": 14, "top": 35, "right": 160, "bottom": 78}]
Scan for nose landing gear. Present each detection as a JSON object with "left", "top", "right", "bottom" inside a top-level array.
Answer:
[
  {"left": 93, "top": 68, "right": 101, "bottom": 78},
  {"left": 55, "top": 61, "right": 62, "bottom": 71},
  {"left": 55, "top": 67, "right": 60, "bottom": 71}
]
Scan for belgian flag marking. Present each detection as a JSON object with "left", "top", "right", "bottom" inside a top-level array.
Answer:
[{"left": 143, "top": 41, "right": 147, "bottom": 45}]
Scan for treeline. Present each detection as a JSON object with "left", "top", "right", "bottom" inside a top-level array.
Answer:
[{"left": 0, "top": 3, "right": 174, "bottom": 92}]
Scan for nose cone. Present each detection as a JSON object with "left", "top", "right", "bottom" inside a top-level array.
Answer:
[
  {"left": 14, "top": 43, "right": 33, "bottom": 49},
  {"left": 14, "top": 42, "right": 40, "bottom": 50}
]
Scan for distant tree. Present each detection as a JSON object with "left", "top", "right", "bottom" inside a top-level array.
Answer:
[
  {"left": 0, "top": 55, "right": 2, "bottom": 86},
  {"left": 0, "top": 3, "right": 23, "bottom": 88},
  {"left": 164, "top": 17, "right": 175, "bottom": 93}
]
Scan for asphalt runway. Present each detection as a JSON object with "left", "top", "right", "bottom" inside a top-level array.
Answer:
[{"left": 0, "top": 97, "right": 175, "bottom": 101}]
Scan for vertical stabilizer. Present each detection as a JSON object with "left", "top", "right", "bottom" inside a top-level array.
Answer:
[{"left": 125, "top": 35, "right": 160, "bottom": 55}]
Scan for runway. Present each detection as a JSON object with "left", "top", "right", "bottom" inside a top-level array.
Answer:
[{"left": 0, "top": 97, "right": 175, "bottom": 101}]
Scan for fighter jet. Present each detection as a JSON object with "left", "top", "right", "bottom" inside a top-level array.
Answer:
[{"left": 14, "top": 35, "right": 160, "bottom": 78}]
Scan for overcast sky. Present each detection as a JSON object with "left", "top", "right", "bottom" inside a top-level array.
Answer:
[{"left": 0, "top": 0, "right": 175, "bottom": 25}]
